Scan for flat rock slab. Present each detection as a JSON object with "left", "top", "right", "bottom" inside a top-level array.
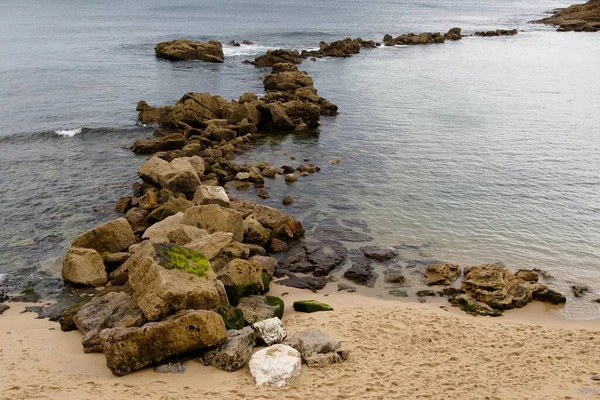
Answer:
[{"left": 276, "top": 274, "right": 327, "bottom": 292}]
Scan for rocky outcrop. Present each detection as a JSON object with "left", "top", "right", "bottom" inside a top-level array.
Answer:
[
  {"left": 155, "top": 39, "right": 224, "bottom": 62},
  {"left": 73, "top": 291, "right": 145, "bottom": 353},
  {"left": 61, "top": 247, "right": 108, "bottom": 286},
  {"left": 424, "top": 263, "right": 460, "bottom": 286},
  {"left": 126, "top": 241, "right": 222, "bottom": 321},
  {"left": 101, "top": 310, "right": 226, "bottom": 375},
  {"left": 184, "top": 232, "right": 234, "bottom": 260},
  {"left": 474, "top": 29, "right": 518, "bottom": 36},
  {"left": 202, "top": 326, "right": 257, "bottom": 372},
  {"left": 534, "top": 0, "right": 600, "bottom": 32},
  {"left": 252, "top": 49, "right": 301, "bottom": 67},
  {"left": 71, "top": 218, "right": 135, "bottom": 254},
  {"left": 300, "top": 37, "right": 376, "bottom": 59},
  {"left": 284, "top": 329, "right": 349, "bottom": 367},
  {"left": 249, "top": 344, "right": 302, "bottom": 388},
  {"left": 138, "top": 156, "right": 202, "bottom": 195},
  {"left": 383, "top": 27, "right": 462, "bottom": 46},
  {"left": 193, "top": 185, "right": 230, "bottom": 207}
]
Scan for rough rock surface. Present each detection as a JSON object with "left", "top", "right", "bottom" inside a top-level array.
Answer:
[
  {"left": 184, "top": 232, "right": 234, "bottom": 260},
  {"left": 343, "top": 259, "right": 378, "bottom": 287},
  {"left": 424, "top": 263, "right": 460, "bottom": 286},
  {"left": 283, "top": 239, "right": 347, "bottom": 276},
  {"left": 252, "top": 317, "right": 287, "bottom": 346},
  {"left": 73, "top": 291, "right": 145, "bottom": 353},
  {"left": 360, "top": 246, "right": 398, "bottom": 261},
  {"left": 193, "top": 185, "right": 230, "bottom": 207},
  {"left": 276, "top": 274, "right": 327, "bottom": 292},
  {"left": 155, "top": 39, "right": 224, "bottom": 62},
  {"left": 237, "top": 295, "right": 284, "bottom": 324},
  {"left": 61, "top": 247, "right": 108, "bottom": 286},
  {"left": 101, "top": 310, "right": 226, "bottom": 376},
  {"left": 293, "top": 300, "right": 333, "bottom": 313},
  {"left": 284, "top": 328, "right": 348, "bottom": 367},
  {"left": 0, "top": 304, "right": 9, "bottom": 315},
  {"left": 138, "top": 156, "right": 201, "bottom": 195},
  {"left": 535, "top": 1, "right": 600, "bottom": 32},
  {"left": 127, "top": 241, "right": 222, "bottom": 321},
  {"left": 217, "top": 259, "right": 264, "bottom": 305},
  {"left": 203, "top": 326, "right": 257, "bottom": 372},
  {"left": 142, "top": 212, "right": 185, "bottom": 243},
  {"left": 182, "top": 205, "right": 244, "bottom": 242},
  {"left": 249, "top": 344, "right": 302, "bottom": 388},
  {"left": 71, "top": 218, "right": 136, "bottom": 254}
]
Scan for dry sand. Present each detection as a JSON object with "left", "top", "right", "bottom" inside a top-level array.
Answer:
[{"left": 2, "top": 286, "right": 600, "bottom": 400}]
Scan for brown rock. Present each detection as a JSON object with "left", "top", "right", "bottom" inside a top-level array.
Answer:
[{"left": 155, "top": 39, "right": 224, "bottom": 62}]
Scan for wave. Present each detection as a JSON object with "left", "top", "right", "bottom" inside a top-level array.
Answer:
[
  {"left": 222, "top": 44, "right": 277, "bottom": 57},
  {"left": 53, "top": 127, "right": 83, "bottom": 137}
]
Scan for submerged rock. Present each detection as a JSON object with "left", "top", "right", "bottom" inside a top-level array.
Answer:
[
  {"left": 361, "top": 246, "right": 398, "bottom": 261},
  {"left": 284, "top": 239, "right": 348, "bottom": 276},
  {"left": 276, "top": 274, "right": 327, "bottom": 292},
  {"left": 344, "top": 259, "right": 378, "bottom": 287},
  {"left": 101, "top": 310, "right": 226, "bottom": 376},
  {"left": 249, "top": 344, "right": 302, "bottom": 388}
]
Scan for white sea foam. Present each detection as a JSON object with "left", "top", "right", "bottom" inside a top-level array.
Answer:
[
  {"left": 53, "top": 127, "right": 82, "bottom": 137},
  {"left": 222, "top": 44, "right": 277, "bottom": 57}
]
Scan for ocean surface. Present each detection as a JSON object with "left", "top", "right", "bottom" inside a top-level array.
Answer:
[{"left": 1, "top": 0, "right": 599, "bottom": 318}]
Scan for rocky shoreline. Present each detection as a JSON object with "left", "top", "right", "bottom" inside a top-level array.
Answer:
[
  {"left": 534, "top": 0, "right": 600, "bottom": 32},
  {"left": 0, "top": 20, "right": 590, "bottom": 387}
]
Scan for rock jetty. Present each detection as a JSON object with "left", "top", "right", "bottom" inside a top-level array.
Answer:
[{"left": 383, "top": 27, "right": 462, "bottom": 46}]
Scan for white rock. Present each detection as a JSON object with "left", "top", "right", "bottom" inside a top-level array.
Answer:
[
  {"left": 252, "top": 317, "right": 287, "bottom": 346},
  {"left": 142, "top": 212, "right": 184, "bottom": 243},
  {"left": 249, "top": 344, "right": 302, "bottom": 388},
  {"left": 193, "top": 185, "right": 230, "bottom": 207}
]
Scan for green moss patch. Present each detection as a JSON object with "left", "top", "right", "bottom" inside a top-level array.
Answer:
[
  {"left": 266, "top": 296, "right": 284, "bottom": 319},
  {"left": 261, "top": 271, "right": 271, "bottom": 294},
  {"left": 293, "top": 300, "right": 333, "bottom": 313},
  {"left": 156, "top": 244, "right": 210, "bottom": 278},
  {"left": 225, "top": 282, "right": 262, "bottom": 306},
  {"left": 217, "top": 304, "right": 246, "bottom": 330}
]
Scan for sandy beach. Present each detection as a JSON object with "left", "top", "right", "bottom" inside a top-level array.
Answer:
[{"left": 2, "top": 286, "right": 600, "bottom": 400}]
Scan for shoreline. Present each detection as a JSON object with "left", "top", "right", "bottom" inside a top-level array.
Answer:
[{"left": 2, "top": 287, "right": 600, "bottom": 399}]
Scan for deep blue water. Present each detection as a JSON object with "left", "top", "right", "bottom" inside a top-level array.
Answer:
[{"left": 1, "top": 0, "right": 599, "bottom": 318}]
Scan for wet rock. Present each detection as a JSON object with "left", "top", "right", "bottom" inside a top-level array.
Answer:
[
  {"left": 217, "top": 304, "right": 245, "bottom": 330},
  {"left": 270, "top": 238, "right": 288, "bottom": 253},
  {"left": 277, "top": 275, "right": 327, "bottom": 292},
  {"left": 293, "top": 300, "right": 333, "bottom": 313},
  {"left": 71, "top": 218, "right": 136, "bottom": 254},
  {"left": 61, "top": 247, "right": 108, "bottom": 287},
  {"left": 533, "top": 268, "right": 553, "bottom": 280},
  {"left": 74, "top": 291, "right": 145, "bottom": 353},
  {"left": 572, "top": 285, "right": 590, "bottom": 298},
  {"left": 515, "top": 269, "right": 539, "bottom": 283},
  {"left": 282, "top": 196, "right": 294, "bottom": 205},
  {"left": 237, "top": 295, "right": 284, "bottom": 324},
  {"left": 474, "top": 29, "right": 518, "bottom": 36},
  {"left": 257, "top": 189, "right": 270, "bottom": 199},
  {"left": 262, "top": 166, "right": 277, "bottom": 178},
  {"left": 115, "top": 196, "right": 132, "bottom": 213},
  {"left": 271, "top": 216, "right": 305, "bottom": 241},
  {"left": 126, "top": 207, "right": 149, "bottom": 234},
  {"left": 252, "top": 317, "right": 287, "bottom": 345},
  {"left": 533, "top": 286, "right": 567, "bottom": 305},
  {"left": 249, "top": 344, "right": 302, "bottom": 388},
  {"left": 132, "top": 134, "right": 187, "bottom": 154},
  {"left": 439, "top": 287, "right": 466, "bottom": 297},
  {"left": 253, "top": 49, "right": 301, "bottom": 67},
  {"left": 284, "top": 239, "right": 347, "bottom": 276},
  {"left": 314, "top": 218, "right": 373, "bottom": 243},
  {"left": 127, "top": 242, "right": 222, "bottom": 321},
  {"left": 389, "top": 289, "right": 408, "bottom": 297},
  {"left": 166, "top": 225, "right": 209, "bottom": 246},
  {"left": 136, "top": 100, "right": 163, "bottom": 124},
  {"left": 416, "top": 290, "right": 436, "bottom": 297},
  {"left": 424, "top": 263, "right": 460, "bottom": 286},
  {"left": 217, "top": 259, "right": 264, "bottom": 305},
  {"left": 138, "top": 156, "right": 202, "bottom": 195},
  {"left": 343, "top": 259, "right": 377, "bottom": 287},
  {"left": 337, "top": 283, "right": 356, "bottom": 292},
  {"left": 193, "top": 185, "right": 230, "bottom": 207},
  {"left": 101, "top": 310, "right": 226, "bottom": 376},
  {"left": 284, "top": 174, "right": 297, "bottom": 183},
  {"left": 203, "top": 326, "right": 257, "bottom": 372},
  {"left": 155, "top": 39, "right": 224, "bottom": 62},
  {"left": 284, "top": 328, "right": 348, "bottom": 367},
  {"left": 181, "top": 204, "right": 244, "bottom": 242},
  {"left": 361, "top": 246, "right": 398, "bottom": 261},
  {"left": 448, "top": 294, "right": 502, "bottom": 317},
  {"left": 243, "top": 216, "right": 270, "bottom": 247},
  {"left": 0, "top": 304, "right": 9, "bottom": 315},
  {"left": 534, "top": 1, "right": 600, "bottom": 32},
  {"left": 384, "top": 271, "right": 406, "bottom": 284},
  {"left": 249, "top": 255, "right": 278, "bottom": 277}
]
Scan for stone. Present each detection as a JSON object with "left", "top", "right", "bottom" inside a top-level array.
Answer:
[
  {"left": 282, "top": 196, "right": 294, "bottom": 205},
  {"left": 283, "top": 239, "right": 347, "bottom": 276},
  {"left": 272, "top": 216, "right": 305, "bottom": 241},
  {"left": 313, "top": 218, "right": 373, "bottom": 243},
  {"left": 126, "top": 207, "right": 149, "bottom": 234},
  {"left": 136, "top": 100, "right": 163, "bottom": 124},
  {"left": 203, "top": 326, "right": 257, "bottom": 372},
  {"left": 344, "top": 259, "right": 378, "bottom": 287},
  {"left": 535, "top": 1, "right": 600, "bottom": 32},
  {"left": 115, "top": 196, "right": 132, "bottom": 213},
  {"left": 73, "top": 291, "right": 145, "bottom": 353},
  {"left": 127, "top": 241, "right": 222, "bottom": 321},
  {"left": 448, "top": 294, "right": 502, "bottom": 317},
  {"left": 416, "top": 290, "right": 436, "bottom": 297},
  {"left": 71, "top": 218, "right": 136, "bottom": 254},
  {"left": 61, "top": 247, "right": 108, "bottom": 286},
  {"left": 193, "top": 185, "right": 230, "bottom": 207},
  {"left": 533, "top": 286, "right": 567, "bottom": 305},
  {"left": 252, "top": 317, "right": 287, "bottom": 346},
  {"left": 147, "top": 197, "right": 195, "bottom": 223},
  {"left": 153, "top": 359, "right": 187, "bottom": 374},
  {"left": 237, "top": 295, "right": 284, "bottom": 324},
  {"left": 270, "top": 238, "right": 288, "bottom": 252},
  {"left": 284, "top": 173, "right": 297, "bottom": 183},
  {"left": 103, "top": 252, "right": 130, "bottom": 272},
  {"left": 284, "top": 328, "right": 348, "bottom": 367},
  {"left": 424, "top": 263, "right": 460, "bottom": 286},
  {"left": 166, "top": 225, "right": 209, "bottom": 245},
  {"left": 337, "top": 284, "right": 356, "bottom": 292},
  {"left": 293, "top": 300, "right": 333, "bottom": 313},
  {"left": 253, "top": 49, "right": 301, "bottom": 67},
  {"left": 181, "top": 205, "right": 244, "bottom": 242},
  {"left": 262, "top": 166, "right": 277, "bottom": 178},
  {"left": 0, "top": 304, "right": 9, "bottom": 315},
  {"left": 217, "top": 259, "right": 264, "bottom": 305},
  {"left": 257, "top": 189, "right": 270, "bottom": 199},
  {"left": 249, "top": 255, "right": 278, "bottom": 277},
  {"left": 101, "top": 310, "right": 226, "bottom": 376},
  {"left": 361, "top": 246, "right": 398, "bottom": 261},
  {"left": 243, "top": 216, "right": 270, "bottom": 246},
  {"left": 217, "top": 304, "right": 245, "bottom": 330},
  {"left": 389, "top": 289, "right": 408, "bottom": 297},
  {"left": 385, "top": 271, "right": 406, "bottom": 284},
  {"left": 277, "top": 275, "right": 327, "bottom": 292},
  {"left": 138, "top": 156, "right": 201, "bottom": 194},
  {"left": 249, "top": 344, "right": 302, "bottom": 388},
  {"left": 515, "top": 269, "right": 539, "bottom": 283},
  {"left": 131, "top": 134, "right": 187, "bottom": 154},
  {"left": 185, "top": 232, "right": 234, "bottom": 259},
  {"left": 142, "top": 212, "right": 185, "bottom": 243},
  {"left": 572, "top": 285, "right": 589, "bottom": 298},
  {"left": 155, "top": 39, "right": 224, "bottom": 62}
]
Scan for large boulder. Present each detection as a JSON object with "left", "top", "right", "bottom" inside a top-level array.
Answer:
[
  {"left": 131, "top": 134, "right": 186, "bottom": 154},
  {"left": 193, "top": 185, "right": 230, "bottom": 207},
  {"left": 73, "top": 291, "right": 145, "bottom": 353},
  {"left": 217, "top": 259, "right": 264, "bottom": 305},
  {"left": 202, "top": 326, "right": 257, "bottom": 372},
  {"left": 243, "top": 216, "right": 270, "bottom": 246},
  {"left": 158, "top": 92, "right": 231, "bottom": 128},
  {"left": 283, "top": 240, "right": 347, "bottom": 276},
  {"left": 71, "top": 218, "right": 136, "bottom": 254},
  {"left": 263, "top": 70, "right": 314, "bottom": 91},
  {"left": 424, "top": 263, "right": 460, "bottom": 285},
  {"left": 284, "top": 329, "right": 348, "bottom": 367},
  {"left": 249, "top": 344, "right": 302, "bottom": 388},
  {"left": 138, "top": 156, "right": 201, "bottom": 195},
  {"left": 343, "top": 259, "right": 378, "bottom": 287},
  {"left": 267, "top": 103, "right": 295, "bottom": 130},
  {"left": 61, "top": 247, "right": 107, "bottom": 286},
  {"left": 155, "top": 39, "right": 224, "bottom": 62},
  {"left": 185, "top": 232, "right": 234, "bottom": 260},
  {"left": 237, "top": 295, "right": 284, "bottom": 324},
  {"left": 181, "top": 205, "right": 244, "bottom": 242},
  {"left": 101, "top": 310, "right": 226, "bottom": 375},
  {"left": 253, "top": 49, "right": 301, "bottom": 67},
  {"left": 127, "top": 241, "right": 223, "bottom": 321},
  {"left": 142, "top": 212, "right": 185, "bottom": 243}
]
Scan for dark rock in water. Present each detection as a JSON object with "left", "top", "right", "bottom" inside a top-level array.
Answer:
[
  {"left": 314, "top": 219, "right": 374, "bottom": 243},
  {"left": 284, "top": 239, "right": 347, "bottom": 276},
  {"left": 0, "top": 304, "right": 9, "bottom": 315},
  {"left": 343, "top": 259, "right": 378, "bottom": 287},
  {"left": 438, "top": 287, "right": 466, "bottom": 297},
  {"left": 253, "top": 49, "right": 301, "bottom": 67},
  {"left": 282, "top": 196, "right": 294, "bottom": 205},
  {"left": 155, "top": 39, "right": 224, "bottom": 62},
  {"left": 389, "top": 289, "right": 408, "bottom": 297},
  {"left": 153, "top": 358, "right": 187, "bottom": 374},
  {"left": 474, "top": 29, "right": 518, "bottom": 37},
  {"left": 270, "top": 238, "right": 289, "bottom": 253},
  {"left": 276, "top": 274, "right": 327, "bottom": 292},
  {"left": 416, "top": 290, "right": 436, "bottom": 297},
  {"left": 533, "top": 268, "right": 553, "bottom": 280},
  {"left": 293, "top": 300, "right": 333, "bottom": 313},
  {"left": 534, "top": 1, "right": 600, "bottom": 32},
  {"left": 572, "top": 285, "right": 590, "bottom": 298},
  {"left": 257, "top": 189, "right": 270, "bottom": 199},
  {"left": 533, "top": 286, "right": 567, "bottom": 305},
  {"left": 10, "top": 287, "right": 42, "bottom": 303},
  {"left": 384, "top": 271, "right": 406, "bottom": 284},
  {"left": 341, "top": 219, "right": 371, "bottom": 233},
  {"left": 132, "top": 134, "right": 187, "bottom": 154},
  {"left": 337, "top": 284, "right": 356, "bottom": 292},
  {"left": 360, "top": 246, "right": 398, "bottom": 261},
  {"left": 515, "top": 269, "right": 539, "bottom": 283}
]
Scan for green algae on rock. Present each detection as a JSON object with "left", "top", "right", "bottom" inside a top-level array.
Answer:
[
  {"left": 293, "top": 300, "right": 333, "bottom": 313},
  {"left": 156, "top": 243, "right": 210, "bottom": 278},
  {"left": 265, "top": 296, "right": 284, "bottom": 319},
  {"left": 218, "top": 304, "right": 246, "bottom": 330}
]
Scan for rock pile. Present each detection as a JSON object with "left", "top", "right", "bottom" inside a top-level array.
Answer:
[
  {"left": 300, "top": 37, "right": 377, "bottom": 59},
  {"left": 474, "top": 29, "right": 518, "bottom": 36},
  {"left": 155, "top": 39, "right": 224, "bottom": 62},
  {"left": 383, "top": 27, "right": 462, "bottom": 46}
]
